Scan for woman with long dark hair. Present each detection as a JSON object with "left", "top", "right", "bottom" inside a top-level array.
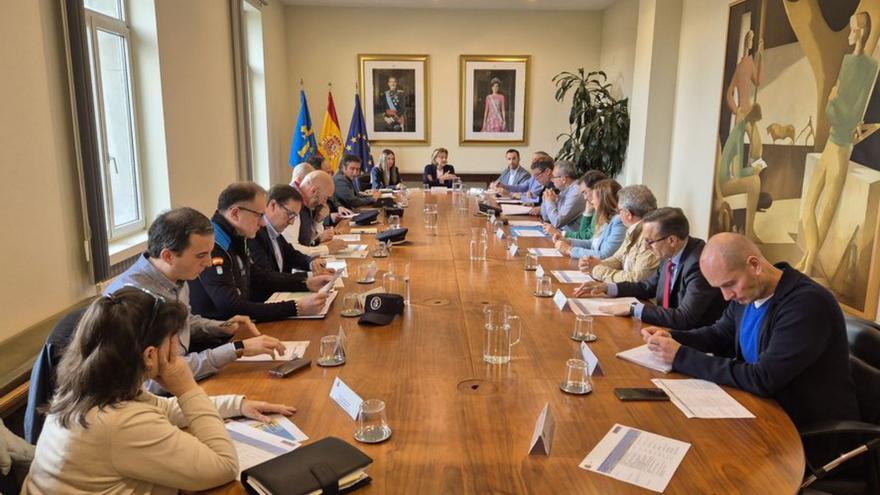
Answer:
[{"left": 22, "top": 287, "right": 294, "bottom": 494}]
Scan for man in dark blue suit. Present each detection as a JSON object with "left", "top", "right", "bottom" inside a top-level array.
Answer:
[
  {"left": 575, "top": 207, "right": 725, "bottom": 329},
  {"left": 641, "top": 233, "right": 858, "bottom": 435}
]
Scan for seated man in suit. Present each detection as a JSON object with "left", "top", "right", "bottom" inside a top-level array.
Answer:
[
  {"left": 333, "top": 154, "right": 378, "bottom": 209},
  {"left": 539, "top": 159, "right": 585, "bottom": 231},
  {"left": 496, "top": 153, "right": 554, "bottom": 209},
  {"left": 250, "top": 184, "right": 332, "bottom": 286},
  {"left": 106, "top": 207, "right": 286, "bottom": 390},
  {"left": 642, "top": 233, "right": 858, "bottom": 437},
  {"left": 284, "top": 171, "right": 346, "bottom": 257},
  {"left": 189, "top": 182, "right": 332, "bottom": 322},
  {"left": 492, "top": 149, "right": 530, "bottom": 188},
  {"left": 574, "top": 207, "right": 725, "bottom": 330}
]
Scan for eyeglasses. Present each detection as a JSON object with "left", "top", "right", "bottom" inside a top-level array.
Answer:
[
  {"left": 117, "top": 284, "right": 166, "bottom": 332},
  {"left": 278, "top": 202, "right": 299, "bottom": 222},
  {"left": 236, "top": 205, "right": 264, "bottom": 218},
  {"left": 644, "top": 235, "right": 671, "bottom": 248}
]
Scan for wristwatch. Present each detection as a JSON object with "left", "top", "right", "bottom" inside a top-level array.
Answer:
[
  {"left": 233, "top": 340, "right": 245, "bottom": 357},
  {"left": 629, "top": 302, "right": 638, "bottom": 317}
]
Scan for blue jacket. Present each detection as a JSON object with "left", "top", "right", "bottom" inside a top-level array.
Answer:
[
  {"left": 570, "top": 215, "right": 626, "bottom": 259},
  {"left": 670, "top": 263, "right": 858, "bottom": 428},
  {"left": 497, "top": 165, "right": 530, "bottom": 186}
]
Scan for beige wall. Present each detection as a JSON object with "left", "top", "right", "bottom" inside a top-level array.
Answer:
[
  {"left": 599, "top": 0, "right": 638, "bottom": 101},
  {"left": 155, "top": 0, "right": 241, "bottom": 214},
  {"left": 0, "top": 0, "right": 94, "bottom": 343},
  {"left": 280, "top": 6, "right": 603, "bottom": 177}
]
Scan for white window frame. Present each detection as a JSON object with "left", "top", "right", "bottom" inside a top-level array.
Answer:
[{"left": 84, "top": 1, "right": 146, "bottom": 240}]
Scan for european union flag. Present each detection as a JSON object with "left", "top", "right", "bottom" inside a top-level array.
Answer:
[
  {"left": 288, "top": 89, "right": 318, "bottom": 167},
  {"left": 343, "top": 93, "right": 374, "bottom": 171}
]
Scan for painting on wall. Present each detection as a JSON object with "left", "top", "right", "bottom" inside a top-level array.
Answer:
[
  {"left": 359, "top": 54, "right": 429, "bottom": 144},
  {"left": 460, "top": 55, "right": 529, "bottom": 144},
  {"left": 710, "top": 0, "right": 880, "bottom": 319}
]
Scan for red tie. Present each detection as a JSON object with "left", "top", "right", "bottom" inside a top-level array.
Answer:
[{"left": 662, "top": 261, "right": 675, "bottom": 309}]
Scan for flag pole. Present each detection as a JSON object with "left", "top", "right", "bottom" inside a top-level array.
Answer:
[{"left": 299, "top": 78, "right": 304, "bottom": 89}]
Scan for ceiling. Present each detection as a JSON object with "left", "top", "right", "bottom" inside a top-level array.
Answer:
[{"left": 278, "top": 0, "right": 617, "bottom": 11}]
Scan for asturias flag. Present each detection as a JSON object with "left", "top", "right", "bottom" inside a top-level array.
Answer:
[
  {"left": 343, "top": 93, "right": 374, "bottom": 171},
  {"left": 318, "top": 90, "right": 344, "bottom": 173},
  {"left": 288, "top": 89, "right": 318, "bottom": 167}
]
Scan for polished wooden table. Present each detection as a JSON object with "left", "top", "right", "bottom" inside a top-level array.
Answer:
[{"left": 201, "top": 192, "right": 804, "bottom": 494}]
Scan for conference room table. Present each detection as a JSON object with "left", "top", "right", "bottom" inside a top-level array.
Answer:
[{"left": 200, "top": 191, "right": 804, "bottom": 494}]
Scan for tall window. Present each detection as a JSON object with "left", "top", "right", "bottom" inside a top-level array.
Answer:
[
  {"left": 242, "top": 0, "right": 270, "bottom": 187},
  {"left": 83, "top": 0, "right": 144, "bottom": 239}
]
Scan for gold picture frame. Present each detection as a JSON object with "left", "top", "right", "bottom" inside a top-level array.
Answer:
[
  {"left": 358, "top": 54, "right": 429, "bottom": 145},
  {"left": 459, "top": 55, "right": 530, "bottom": 145}
]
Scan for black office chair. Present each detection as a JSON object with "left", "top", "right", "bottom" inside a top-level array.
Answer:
[
  {"left": 357, "top": 173, "right": 372, "bottom": 192},
  {"left": 23, "top": 307, "right": 86, "bottom": 444},
  {"left": 799, "top": 317, "right": 880, "bottom": 494}
]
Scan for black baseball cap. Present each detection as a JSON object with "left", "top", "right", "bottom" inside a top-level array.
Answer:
[
  {"left": 352, "top": 210, "right": 380, "bottom": 225},
  {"left": 376, "top": 227, "right": 408, "bottom": 244},
  {"left": 358, "top": 293, "right": 404, "bottom": 326}
]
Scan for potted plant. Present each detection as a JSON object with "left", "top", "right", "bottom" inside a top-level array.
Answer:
[{"left": 553, "top": 69, "right": 630, "bottom": 177}]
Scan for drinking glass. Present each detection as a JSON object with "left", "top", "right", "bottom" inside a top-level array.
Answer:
[
  {"left": 571, "top": 314, "right": 597, "bottom": 342},
  {"left": 387, "top": 214, "right": 400, "bottom": 229},
  {"left": 560, "top": 359, "right": 592, "bottom": 394},
  {"left": 535, "top": 275, "right": 553, "bottom": 297},
  {"left": 524, "top": 252, "right": 539, "bottom": 271},
  {"left": 423, "top": 183, "right": 430, "bottom": 192},
  {"left": 354, "top": 399, "right": 391, "bottom": 443},
  {"left": 401, "top": 263, "right": 411, "bottom": 305},
  {"left": 357, "top": 262, "right": 377, "bottom": 284},
  {"left": 382, "top": 270, "right": 400, "bottom": 295},
  {"left": 341, "top": 293, "right": 364, "bottom": 317},
  {"left": 318, "top": 335, "right": 345, "bottom": 366}
]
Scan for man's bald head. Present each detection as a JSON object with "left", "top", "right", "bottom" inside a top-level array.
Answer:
[
  {"left": 290, "top": 162, "right": 314, "bottom": 184},
  {"left": 700, "top": 232, "right": 777, "bottom": 305},
  {"left": 701, "top": 232, "right": 764, "bottom": 271},
  {"left": 300, "top": 170, "right": 334, "bottom": 207}
]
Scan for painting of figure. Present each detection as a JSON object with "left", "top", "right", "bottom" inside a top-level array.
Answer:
[
  {"left": 710, "top": 0, "right": 880, "bottom": 319},
  {"left": 460, "top": 55, "right": 529, "bottom": 144},
  {"left": 359, "top": 54, "right": 429, "bottom": 144}
]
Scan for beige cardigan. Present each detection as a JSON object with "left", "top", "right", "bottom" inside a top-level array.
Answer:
[
  {"left": 22, "top": 388, "right": 243, "bottom": 495},
  {"left": 591, "top": 221, "right": 659, "bottom": 283}
]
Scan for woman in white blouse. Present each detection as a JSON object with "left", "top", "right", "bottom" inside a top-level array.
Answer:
[{"left": 22, "top": 286, "right": 295, "bottom": 494}]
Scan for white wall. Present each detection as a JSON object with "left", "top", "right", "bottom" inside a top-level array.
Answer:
[
  {"left": 599, "top": 0, "right": 638, "bottom": 101},
  {"left": 280, "top": 6, "right": 603, "bottom": 176}
]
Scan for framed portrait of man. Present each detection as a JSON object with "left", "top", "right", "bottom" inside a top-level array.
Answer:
[
  {"left": 460, "top": 55, "right": 529, "bottom": 144},
  {"left": 359, "top": 54, "right": 429, "bottom": 144}
]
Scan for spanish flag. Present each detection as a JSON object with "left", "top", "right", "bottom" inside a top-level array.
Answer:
[{"left": 318, "top": 90, "right": 344, "bottom": 173}]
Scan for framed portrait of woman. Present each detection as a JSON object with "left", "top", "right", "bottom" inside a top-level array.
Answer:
[
  {"left": 459, "top": 55, "right": 529, "bottom": 144},
  {"left": 359, "top": 54, "right": 429, "bottom": 144}
]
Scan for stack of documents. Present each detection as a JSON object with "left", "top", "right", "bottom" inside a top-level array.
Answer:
[
  {"left": 615, "top": 344, "right": 672, "bottom": 373},
  {"left": 511, "top": 228, "right": 546, "bottom": 238},
  {"left": 237, "top": 341, "right": 309, "bottom": 362},
  {"left": 325, "top": 260, "right": 348, "bottom": 277},
  {"left": 551, "top": 270, "right": 592, "bottom": 284},
  {"left": 508, "top": 220, "right": 543, "bottom": 227},
  {"left": 579, "top": 424, "right": 690, "bottom": 493},
  {"left": 569, "top": 297, "right": 639, "bottom": 316},
  {"left": 333, "top": 234, "right": 361, "bottom": 242},
  {"left": 335, "top": 244, "right": 369, "bottom": 259},
  {"left": 226, "top": 419, "right": 304, "bottom": 478},
  {"left": 501, "top": 204, "right": 534, "bottom": 216},
  {"left": 652, "top": 379, "right": 755, "bottom": 418},
  {"left": 265, "top": 291, "right": 338, "bottom": 319},
  {"left": 527, "top": 248, "right": 564, "bottom": 257}
]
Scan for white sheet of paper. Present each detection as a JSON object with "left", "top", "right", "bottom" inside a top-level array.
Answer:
[
  {"left": 264, "top": 291, "right": 338, "bottom": 319},
  {"left": 651, "top": 379, "right": 755, "bottom": 419},
  {"left": 511, "top": 229, "right": 546, "bottom": 237},
  {"left": 552, "top": 270, "right": 593, "bottom": 284},
  {"left": 528, "top": 248, "right": 564, "bottom": 257},
  {"left": 349, "top": 227, "right": 378, "bottom": 234},
  {"left": 431, "top": 186, "right": 451, "bottom": 193},
  {"left": 326, "top": 260, "right": 348, "bottom": 277},
  {"left": 226, "top": 421, "right": 300, "bottom": 478},
  {"left": 496, "top": 198, "right": 522, "bottom": 204},
  {"left": 380, "top": 192, "right": 394, "bottom": 199},
  {"left": 535, "top": 265, "right": 545, "bottom": 277},
  {"left": 237, "top": 341, "right": 309, "bottom": 362},
  {"left": 616, "top": 344, "right": 673, "bottom": 373},
  {"left": 569, "top": 297, "right": 640, "bottom": 316},
  {"left": 553, "top": 289, "right": 568, "bottom": 311},
  {"left": 501, "top": 204, "right": 534, "bottom": 216},
  {"left": 334, "top": 234, "right": 361, "bottom": 242},
  {"left": 329, "top": 377, "right": 364, "bottom": 420},
  {"left": 580, "top": 341, "right": 602, "bottom": 376},
  {"left": 336, "top": 244, "right": 369, "bottom": 259},
  {"left": 237, "top": 414, "right": 309, "bottom": 443},
  {"left": 509, "top": 220, "right": 543, "bottom": 227},
  {"left": 579, "top": 424, "right": 690, "bottom": 493}
]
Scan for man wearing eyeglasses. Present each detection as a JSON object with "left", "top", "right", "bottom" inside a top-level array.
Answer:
[
  {"left": 190, "top": 182, "right": 333, "bottom": 322},
  {"left": 106, "top": 207, "right": 288, "bottom": 392},
  {"left": 249, "top": 185, "right": 333, "bottom": 301},
  {"left": 538, "top": 160, "right": 585, "bottom": 230},
  {"left": 574, "top": 207, "right": 725, "bottom": 330}
]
